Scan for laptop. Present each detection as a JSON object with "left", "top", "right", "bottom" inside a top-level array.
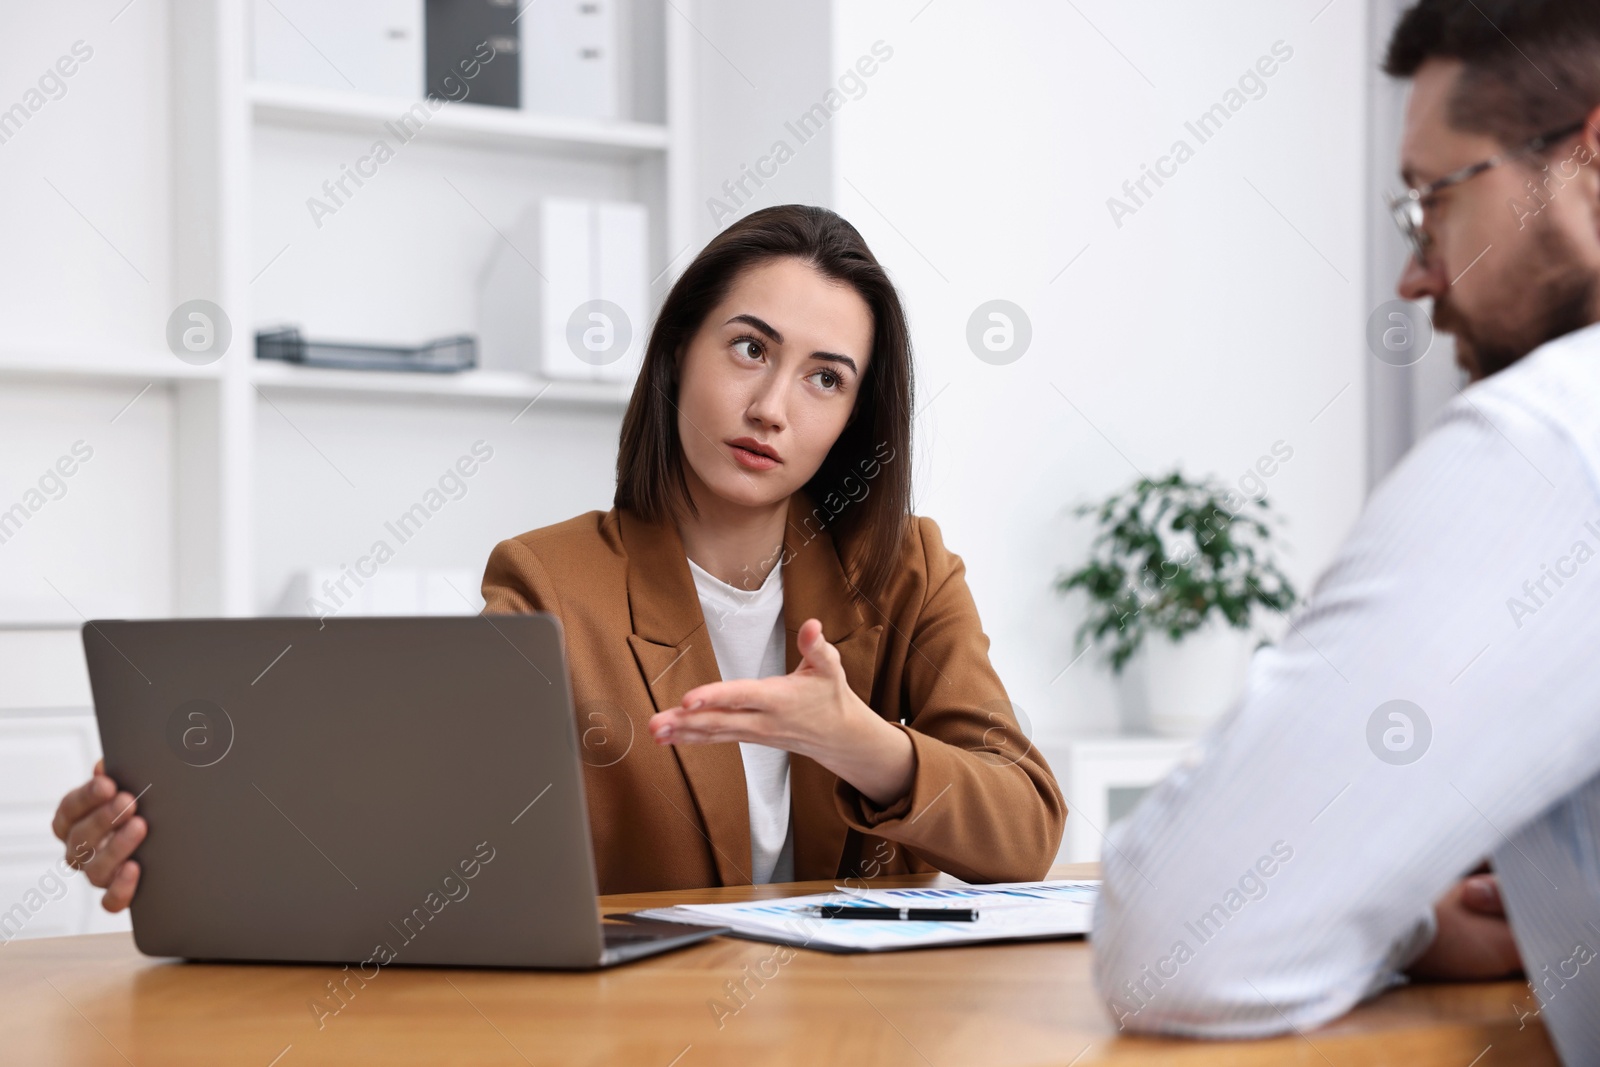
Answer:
[{"left": 82, "top": 614, "right": 727, "bottom": 969}]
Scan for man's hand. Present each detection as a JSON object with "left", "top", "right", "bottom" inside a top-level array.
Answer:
[{"left": 1407, "top": 873, "right": 1522, "bottom": 980}]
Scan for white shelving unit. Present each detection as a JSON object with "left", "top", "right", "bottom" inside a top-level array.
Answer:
[
  {"left": 0, "top": 0, "right": 839, "bottom": 940},
  {"left": 0, "top": 0, "right": 694, "bottom": 619}
]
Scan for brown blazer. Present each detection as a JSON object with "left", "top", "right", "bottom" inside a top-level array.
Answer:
[{"left": 480, "top": 491, "right": 1065, "bottom": 894}]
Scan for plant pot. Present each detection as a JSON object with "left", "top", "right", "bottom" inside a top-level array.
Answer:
[{"left": 1114, "top": 621, "right": 1257, "bottom": 737}]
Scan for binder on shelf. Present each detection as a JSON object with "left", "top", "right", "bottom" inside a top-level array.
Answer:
[
  {"left": 520, "top": 0, "right": 620, "bottom": 120},
  {"left": 256, "top": 327, "right": 477, "bottom": 373},
  {"left": 476, "top": 197, "right": 648, "bottom": 385},
  {"left": 251, "top": 0, "right": 424, "bottom": 98},
  {"left": 425, "top": 0, "right": 520, "bottom": 108}
]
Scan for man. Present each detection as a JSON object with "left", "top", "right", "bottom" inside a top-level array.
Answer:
[{"left": 1092, "top": 1, "right": 1600, "bottom": 1061}]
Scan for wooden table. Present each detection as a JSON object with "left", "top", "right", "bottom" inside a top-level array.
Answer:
[{"left": 0, "top": 864, "right": 1555, "bottom": 1066}]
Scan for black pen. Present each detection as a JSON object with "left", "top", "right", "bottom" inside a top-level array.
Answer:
[{"left": 810, "top": 905, "right": 978, "bottom": 922}]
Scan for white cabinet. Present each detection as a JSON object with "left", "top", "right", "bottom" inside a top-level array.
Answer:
[{"left": 1057, "top": 736, "right": 1196, "bottom": 865}]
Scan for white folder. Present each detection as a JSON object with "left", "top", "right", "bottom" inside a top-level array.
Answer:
[
  {"left": 476, "top": 197, "right": 649, "bottom": 383},
  {"left": 251, "top": 0, "right": 424, "bottom": 98},
  {"left": 520, "top": 0, "right": 619, "bottom": 119},
  {"left": 534, "top": 198, "right": 648, "bottom": 383}
]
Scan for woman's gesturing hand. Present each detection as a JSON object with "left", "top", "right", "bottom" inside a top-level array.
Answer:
[
  {"left": 649, "top": 617, "right": 915, "bottom": 807},
  {"left": 50, "top": 758, "right": 146, "bottom": 912}
]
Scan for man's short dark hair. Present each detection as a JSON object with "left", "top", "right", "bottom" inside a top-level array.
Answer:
[{"left": 1384, "top": 0, "right": 1600, "bottom": 147}]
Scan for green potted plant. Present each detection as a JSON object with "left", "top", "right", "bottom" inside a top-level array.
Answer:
[{"left": 1056, "top": 471, "right": 1297, "bottom": 735}]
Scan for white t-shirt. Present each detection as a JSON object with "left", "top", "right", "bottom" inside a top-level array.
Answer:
[{"left": 687, "top": 556, "right": 795, "bottom": 885}]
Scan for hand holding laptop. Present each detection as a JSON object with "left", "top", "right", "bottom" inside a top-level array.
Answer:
[{"left": 51, "top": 758, "right": 145, "bottom": 912}]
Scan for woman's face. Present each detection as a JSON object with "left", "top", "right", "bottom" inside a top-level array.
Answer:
[{"left": 675, "top": 256, "right": 874, "bottom": 511}]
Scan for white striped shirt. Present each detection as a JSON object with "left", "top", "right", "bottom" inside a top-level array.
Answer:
[{"left": 1092, "top": 320, "right": 1600, "bottom": 1064}]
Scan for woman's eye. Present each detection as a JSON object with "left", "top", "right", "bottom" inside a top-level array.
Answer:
[
  {"left": 732, "top": 338, "right": 763, "bottom": 360},
  {"left": 810, "top": 370, "right": 842, "bottom": 391}
]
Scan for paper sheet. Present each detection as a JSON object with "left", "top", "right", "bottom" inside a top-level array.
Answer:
[{"left": 619, "top": 879, "right": 1098, "bottom": 953}]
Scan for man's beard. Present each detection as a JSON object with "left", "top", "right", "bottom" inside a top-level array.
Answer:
[{"left": 1434, "top": 224, "right": 1598, "bottom": 381}]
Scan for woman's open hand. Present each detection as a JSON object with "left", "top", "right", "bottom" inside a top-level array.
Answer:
[{"left": 649, "top": 617, "right": 915, "bottom": 806}]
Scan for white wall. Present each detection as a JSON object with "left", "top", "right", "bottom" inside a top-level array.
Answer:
[{"left": 827, "top": 0, "right": 1371, "bottom": 739}]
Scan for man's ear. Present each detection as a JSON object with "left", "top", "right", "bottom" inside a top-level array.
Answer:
[{"left": 1579, "top": 106, "right": 1600, "bottom": 166}]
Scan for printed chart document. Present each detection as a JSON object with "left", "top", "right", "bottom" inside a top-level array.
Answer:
[{"left": 613, "top": 880, "right": 1099, "bottom": 954}]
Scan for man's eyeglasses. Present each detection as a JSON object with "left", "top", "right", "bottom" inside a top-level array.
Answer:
[{"left": 1387, "top": 118, "right": 1590, "bottom": 266}]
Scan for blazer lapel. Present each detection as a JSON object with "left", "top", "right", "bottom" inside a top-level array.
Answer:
[
  {"left": 618, "top": 507, "right": 752, "bottom": 886},
  {"left": 618, "top": 493, "right": 885, "bottom": 886},
  {"left": 779, "top": 493, "right": 885, "bottom": 881}
]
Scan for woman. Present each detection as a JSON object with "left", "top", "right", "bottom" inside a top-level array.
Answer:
[{"left": 53, "top": 205, "right": 1064, "bottom": 902}]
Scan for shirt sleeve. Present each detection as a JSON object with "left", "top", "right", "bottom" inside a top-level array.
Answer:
[
  {"left": 1092, "top": 390, "right": 1600, "bottom": 1036},
  {"left": 833, "top": 516, "right": 1068, "bottom": 883}
]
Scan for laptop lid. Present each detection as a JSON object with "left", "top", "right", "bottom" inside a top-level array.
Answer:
[{"left": 83, "top": 615, "right": 608, "bottom": 969}]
